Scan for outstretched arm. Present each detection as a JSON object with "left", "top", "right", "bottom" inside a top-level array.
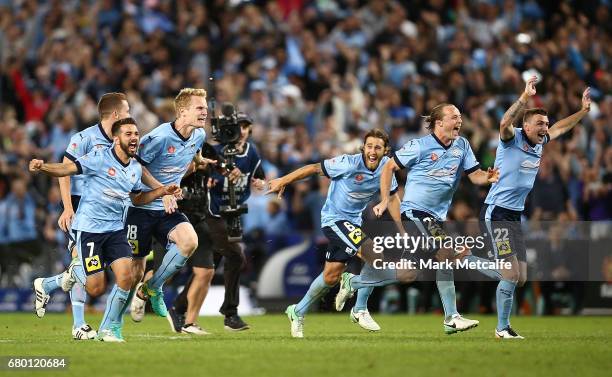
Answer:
[
  {"left": 266, "top": 163, "right": 324, "bottom": 199},
  {"left": 58, "top": 156, "right": 75, "bottom": 232},
  {"left": 387, "top": 192, "right": 406, "bottom": 234},
  {"left": 548, "top": 87, "right": 591, "bottom": 140},
  {"left": 468, "top": 167, "right": 500, "bottom": 185},
  {"left": 29, "top": 159, "right": 79, "bottom": 177},
  {"left": 500, "top": 75, "right": 538, "bottom": 141},
  {"left": 373, "top": 159, "right": 401, "bottom": 217},
  {"left": 130, "top": 184, "right": 182, "bottom": 206}
]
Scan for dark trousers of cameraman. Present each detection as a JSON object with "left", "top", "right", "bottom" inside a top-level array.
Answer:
[{"left": 206, "top": 216, "right": 246, "bottom": 317}]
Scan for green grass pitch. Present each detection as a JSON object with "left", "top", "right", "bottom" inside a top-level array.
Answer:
[{"left": 0, "top": 313, "right": 610, "bottom": 377}]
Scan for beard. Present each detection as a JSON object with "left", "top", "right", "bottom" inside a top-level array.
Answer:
[{"left": 120, "top": 140, "right": 136, "bottom": 157}]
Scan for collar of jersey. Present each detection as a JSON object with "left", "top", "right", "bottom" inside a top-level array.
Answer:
[
  {"left": 98, "top": 124, "right": 113, "bottom": 143},
  {"left": 521, "top": 128, "right": 536, "bottom": 148},
  {"left": 431, "top": 132, "right": 452, "bottom": 150},
  {"left": 171, "top": 121, "right": 191, "bottom": 142},
  {"left": 111, "top": 147, "right": 131, "bottom": 168}
]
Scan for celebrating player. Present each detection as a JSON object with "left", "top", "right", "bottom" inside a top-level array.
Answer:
[
  {"left": 337, "top": 103, "right": 499, "bottom": 335},
  {"left": 267, "top": 129, "right": 402, "bottom": 338},
  {"left": 30, "top": 118, "right": 180, "bottom": 342},
  {"left": 32, "top": 93, "right": 130, "bottom": 340},
  {"left": 479, "top": 77, "right": 591, "bottom": 339},
  {"left": 127, "top": 88, "right": 208, "bottom": 320}
]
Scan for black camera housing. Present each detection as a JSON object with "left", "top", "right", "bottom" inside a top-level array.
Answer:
[{"left": 210, "top": 102, "right": 241, "bottom": 145}]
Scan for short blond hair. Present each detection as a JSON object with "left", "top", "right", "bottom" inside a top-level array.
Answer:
[{"left": 174, "top": 88, "right": 207, "bottom": 116}]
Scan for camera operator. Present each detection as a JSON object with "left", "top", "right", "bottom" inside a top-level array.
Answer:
[{"left": 169, "top": 113, "right": 265, "bottom": 332}]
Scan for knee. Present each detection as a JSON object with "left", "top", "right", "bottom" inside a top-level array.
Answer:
[
  {"left": 86, "top": 281, "right": 106, "bottom": 297},
  {"left": 323, "top": 269, "right": 341, "bottom": 286},
  {"left": 502, "top": 267, "right": 520, "bottom": 284},
  {"left": 116, "top": 271, "right": 134, "bottom": 291},
  {"left": 193, "top": 268, "right": 214, "bottom": 284},
  {"left": 397, "top": 269, "right": 417, "bottom": 283},
  {"left": 178, "top": 235, "right": 198, "bottom": 256}
]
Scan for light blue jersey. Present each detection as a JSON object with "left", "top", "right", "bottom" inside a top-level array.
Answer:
[
  {"left": 320, "top": 154, "right": 398, "bottom": 227},
  {"left": 485, "top": 128, "right": 549, "bottom": 211},
  {"left": 134, "top": 122, "right": 206, "bottom": 211},
  {"left": 71, "top": 147, "right": 142, "bottom": 233},
  {"left": 394, "top": 134, "right": 480, "bottom": 221},
  {"left": 64, "top": 124, "right": 114, "bottom": 196}
]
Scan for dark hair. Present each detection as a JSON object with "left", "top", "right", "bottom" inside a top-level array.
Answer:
[
  {"left": 111, "top": 117, "right": 137, "bottom": 135},
  {"left": 98, "top": 92, "right": 127, "bottom": 120},
  {"left": 423, "top": 103, "right": 452, "bottom": 131},
  {"left": 362, "top": 128, "right": 390, "bottom": 154},
  {"left": 523, "top": 108, "right": 548, "bottom": 124}
]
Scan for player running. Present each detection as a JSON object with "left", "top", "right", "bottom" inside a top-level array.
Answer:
[
  {"left": 127, "top": 88, "right": 208, "bottom": 320},
  {"left": 32, "top": 93, "right": 130, "bottom": 340},
  {"left": 336, "top": 103, "right": 499, "bottom": 335},
  {"left": 30, "top": 118, "right": 180, "bottom": 342},
  {"left": 479, "top": 77, "right": 591, "bottom": 339},
  {"left": 267, "top": 129, "right": 403, "bottom": 338}
]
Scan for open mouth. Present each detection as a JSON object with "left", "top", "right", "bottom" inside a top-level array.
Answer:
[
  {"left": 197, "top": 116, "right": 207, "bottom": 122},
  {"left": 367, "top": 155, "right": 378, "bottom": 164},
  {"left": 128, "top": 141, "right": 138, "bottom": 151}
]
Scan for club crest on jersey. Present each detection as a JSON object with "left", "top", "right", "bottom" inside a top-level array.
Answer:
[
  {"left": 431, "top": 153, "right": 438, "bottom": 161},
  {"left": 70, "top": 143, "right": 78, "bottom": 151},
  {"left": 355, "top": 174, "right": 364, "bottom": 182},
  {"left": 168, "top": 145, "right": 176, "bottom": 154},
  {"left": 523, "top": 143, "right": 530, "bottom": 151},
  {"left": 108, "top": 167, "right": 116, "bottom": 177}
]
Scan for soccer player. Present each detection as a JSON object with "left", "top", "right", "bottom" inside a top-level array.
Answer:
[
  {"left": 479, "top": 77, "right": 591, "bottom": 339},
  {"left": 30, "top": 118, "right": 180, "bottom": 342},
  {"left": 337, "top": 103, "right": 499, "bottom": 335},
  {"left": 168, "top": 113, "right": 265, "bottom": 333},
  {"left": 127, "top": 88, "right": 208, "bottom": 320},
  {"left": 267, "top": 129, "right": 402, "bottom": 338},
  {"left": 33, "top": 93, "right": 130, "bottom": 340}
]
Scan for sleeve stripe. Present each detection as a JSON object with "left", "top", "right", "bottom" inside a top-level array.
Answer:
[
  {"left": 464, "top": 164, "right": 480, "bottom": 175},
  {"left": 320, "top": 160, "right": 330, "bottom": 178},
  {"left": 131, "top": 189, "right": 142, "bottom": 194},
  {"left": 392, "top": 153, "right": 405, "bottom": 169},
  {"left": 500, "top": 133, "right": 515, "bottom": 143},
  {"left": 74, "top": 160, "right": 83, "bottom": 175},
  {"left": 135, "top": 155, "right": 149, "bottom": 166},
  {"left": 390, "top": 188, "right": 399, "bottom": 196},
  {"left": 64, "top": 152, "right": 77, "bottom": 162}
]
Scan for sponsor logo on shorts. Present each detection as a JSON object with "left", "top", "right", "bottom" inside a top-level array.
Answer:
[
  {"left": 128, "top": 239, "right": 139, "bottom": 255},
  {"left": 85, "top": 255, "right": 102, "bottom": 272}
]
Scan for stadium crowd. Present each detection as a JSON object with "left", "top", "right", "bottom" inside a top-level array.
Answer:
[{"left": 0, "top": 0, "right": 610, "bottom": 313}]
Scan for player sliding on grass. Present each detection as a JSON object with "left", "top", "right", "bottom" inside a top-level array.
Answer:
[
  {"left": 336, "top": 103, "right": 499, "bottom": 335},
  {"left": 267, "top": 129, "right": 402, "bottom": 338},
  {"left": 30, "top": 118, "right": 180, "bottom": 342},
  {"left": 477, "top": 77, "right": 591, "bottom": 339}
]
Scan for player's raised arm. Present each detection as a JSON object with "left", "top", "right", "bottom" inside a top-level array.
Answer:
[
  {"left": 373, "top": 158, "right": 401, "bottom": 217},
  {"left": 57, "top": 156, "right": 75, "bottom": 232},
  {"left": 130, "top": 184, "right": 182, "bottom": 206},
  {"left": 468, "top": 167, "right": 500, "bottom": 185},
  {"left": 500, "top": 75, "right": 538, "bottom": 141},
  {"left": 387, "top": 191, "right": 406, "bottom": 234},
  {"left": 548, "top": 87, "right": 591, "bottom": 140},
  {"left": 29, "top": 159, "right": 80, "bottom": 177},
  {"left": 266, "top": 163, "right": 324, "bottom": 199}
]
